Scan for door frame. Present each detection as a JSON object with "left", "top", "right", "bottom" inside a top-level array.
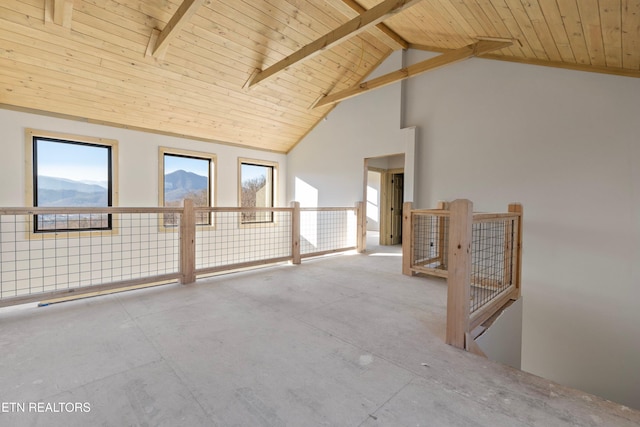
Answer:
[{"left": 363, "top": 151, "right": 410, "bottom": 250}]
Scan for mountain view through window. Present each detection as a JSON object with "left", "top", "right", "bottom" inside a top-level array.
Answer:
[
  {"left": 33, "top": 137, "right": 111, "bottom": 232},
  {"left": 163, "top": 154, "right": 211, "bottom": 226}
]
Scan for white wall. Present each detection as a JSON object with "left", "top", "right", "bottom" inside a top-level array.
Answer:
[
  {"left": 287, "top": 51, "right": 413, "bottom": 207},
  {"left": 289, "top": 52, "right": 640, "bottom": 409},
  {"left": 476, "top": 298, "right": 523, "bottom": 370},
  {"left": 0, "top": 109, "right": 287, "bottom": 208},
  {"left": 405, "top": 51, "right": 640, "bottom": 409},
  {"left": 368, "top": 154, "right": 405, "bottom": 170}
]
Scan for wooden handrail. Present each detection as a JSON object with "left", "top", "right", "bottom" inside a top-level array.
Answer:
[
  {"left": 194, "top": 206, "right": 293, "bottom": 213},
  {"left": 472, "top": 212, "right": 521, "bottom": 221},
  {"left": 411, "top": 209, "right": 450, "bottom": 216},
  {"left": 300, "top": 207, "right": 357, "bottom": 212},
  {"left": 0, "top": 206, "right": 183, "bottom": 214}
]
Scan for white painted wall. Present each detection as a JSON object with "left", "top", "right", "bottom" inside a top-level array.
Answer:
[
  {"left": 404, "top": 51, "right": 640, "bottom": 409},
  {"left": 287, "top": 51, "right": 415, "bottom": 206},
  {"left": 0, "top": 109, "right": 287, "bottom": 208},
  {"left": 476, "top": 298, "right": 523, "bottom": 370},
  {"left": 289, "top": 52, "right": 640, "bottom": 409},
  {"left": 368, "top": 154, "right": 405, "bottom": 170}
]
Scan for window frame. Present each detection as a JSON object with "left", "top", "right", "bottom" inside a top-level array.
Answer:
[
  {"left": 25, "top": 129, "right": 119, "bottom": 235},
  {"left": 159, "top": 147, "right": 217, "bottom": 230},
  {"left": 238, "top": 158, "right": 278, "bottom": 225}
]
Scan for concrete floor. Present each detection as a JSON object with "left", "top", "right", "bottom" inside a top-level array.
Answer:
[{"left": 1, "top": 236, "right": 639, "bottom": 426}]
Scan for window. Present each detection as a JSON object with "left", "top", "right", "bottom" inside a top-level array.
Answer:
[
  {"left": 28, "top": 130, "right": 117, "bottom": 233},
  {"left": 160, "top": 148, "right": 216, "bottom": 227},
  {"left": 239, "top": 159, "right": 277, "bottom": 223}
]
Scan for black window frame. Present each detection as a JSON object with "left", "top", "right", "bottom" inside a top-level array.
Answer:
[
  {"left": 240, "top": 161, "right": 275, "bottom": 224},
  {"left": 32, "top": 136, "right": 113, "bottom": 233},
  {"left": 162, "top": 152, "right": 213, "bottom": 227}
]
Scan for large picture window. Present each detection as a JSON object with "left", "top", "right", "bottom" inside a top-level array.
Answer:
[
  {"left": 239, "top": 159, "right": 277, "bottom": 223},
  {"left": 160, "top": 148, "right": 215, "bottom": 227},
  {"left": 30, "top": 133, "right": 116, "bottom": 233}
]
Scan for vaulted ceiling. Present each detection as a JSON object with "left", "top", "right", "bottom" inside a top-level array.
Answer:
[{"left": 1, "top": 1, "right": 638, "bottom": 153}]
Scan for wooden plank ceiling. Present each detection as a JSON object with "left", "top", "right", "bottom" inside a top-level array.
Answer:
[{"left": 0, "top": 1, "right": 638, "bottom": 153}]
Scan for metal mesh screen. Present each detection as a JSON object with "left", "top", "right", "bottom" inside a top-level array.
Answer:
[
  {"left": 470, "top": 218, "right": 517, "bottom": 313},
  {"left": 1, "top": 204, "right": 362, "bottom": 305},
  {"left": 300, "top": 209, "right": 357, "bottom": 256},
  {"left": 412, "top": 213, "right": 449, "bottom": 270},
  {"left": 195, "top": 209, "right": 292, "bottom": 270},
  {"left": 0, "top": 212, "right": 180, "bottom": 300}
]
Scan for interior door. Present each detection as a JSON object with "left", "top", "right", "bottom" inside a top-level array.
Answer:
[{"left": 390, "top": 173, "right": 404, "bottom": 245}]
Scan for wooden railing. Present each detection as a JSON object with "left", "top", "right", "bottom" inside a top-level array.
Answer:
[
  {"left": 402, "top": 199, "right": 523, "bottom": 351},
  {"left": 0, "top": 201, "right": 364, "bottom": 307}
]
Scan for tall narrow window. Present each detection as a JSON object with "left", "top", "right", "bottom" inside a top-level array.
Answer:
[
  {"left": 161, "top": 149, "right": 215, "bottom": 226},
  {"left": 239, "top": 160, "right": 277, "bottom": 223},
  {"left": 32, "top": 136, "right": 113, "bottom": 232}
]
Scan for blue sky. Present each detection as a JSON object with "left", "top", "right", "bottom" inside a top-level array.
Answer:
[
  {"left": 36, "top": 139, "right": 108, "bottom": 182},
  {"left": 36, "top": 140, "right": 268, "bottom": 183},
  {"left": 241, "top": 163, "right": 269, "bottom": 183},
  {"left": 164, "top": 155, "right": 210, "bottom": 176}
]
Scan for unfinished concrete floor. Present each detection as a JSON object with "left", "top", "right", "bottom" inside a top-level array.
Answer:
[{"left": 1, "top": 237, "right": 639, "bottom": 426}]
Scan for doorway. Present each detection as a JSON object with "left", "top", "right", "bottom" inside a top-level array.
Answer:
[
  {"left": 365, "top": 154, "right": 405, "bottom": 246},
  {"left": 380, "top": 170, "right": 404, "bottom": 245}
]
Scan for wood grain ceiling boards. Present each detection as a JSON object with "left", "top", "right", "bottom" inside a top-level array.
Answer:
[
  {"left": 0, "top": 1, "right": 638, "bottom": 153},
  {"left": 361, "top": 0, "right": 640, "bottom": 76}
]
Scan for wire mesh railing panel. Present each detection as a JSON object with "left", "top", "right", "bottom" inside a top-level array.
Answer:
[
  {"left": 470, "top": 218, "right": 517, "bottom": 314},
  {"left": 300, "top": 209, "right": 357, "bottom": 255},
  {"left": 195, "top": 209, "right": 292, "bottom": 270},
  {"left": 0, "top": 203, "right": 364, "bottom": 306},
  {"left": 412, "top": 213, "right": 449, "bottom": 270},
  {"left": 0, "top": 211, "right": 181, "bottom": 301}
]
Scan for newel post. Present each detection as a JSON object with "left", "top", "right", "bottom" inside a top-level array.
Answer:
[
  {"left": 446, "top": 199, "right": 473, "bottom": 349},
  {"left": 508, "top": 202, "right": 523, "bottom": 299},
  {"left": 180, "top": 198, "right": 196, "bottom": 284},
  {"left": 402, "top": 201, "right": 413, "bottom": 276},
  {"left": 291, "top": 201, "right": 301, "bottom": 265},
  {"left": 356, "top": 201, "right": 365, "bottom": 253},
  {"left": 437, "top": 200, "right": 450, "bottom": 269}
]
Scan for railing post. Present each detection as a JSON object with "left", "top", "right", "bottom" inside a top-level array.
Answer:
[
  {"left": 179, "top": 199, "right": 196, "bottom": 284},
  {"left": 446, "top": 199, "right": 473, "bottom": 349},
  {"left": 437, "top": 201, "right": 449, "bottom": 269},
  {"left": 402, "top": 201, "right": 413, "bottom": 276},
  {"left": 291, "top": 201, "right": 301, "bottom": 265},
  {"left": 508, "top": 202, "right": 523, "bottom": 299},
  {"left": 356, "top": 201, "right": 365, "bottom": 253}
]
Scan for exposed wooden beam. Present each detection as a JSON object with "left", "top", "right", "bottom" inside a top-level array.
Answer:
[
  {"left": 248, "top": 0, "right": 423, "bottom": 88},
  {"left": 52, "top": 0, "right": 73, "bottom": 28},
  {"left": 336, "top": 0, "right": 409, "bottom": 50},
  {"left": 478, "top": 53, "right": 640, "bottom": 79},
  {"left": 406, "top": 43, "right": 449, "bottom": 54},
  {"left": 408, "top": 43, "right": 640, "bottom": 79},
  {"left": 146, "top": 29, "right": 161, "bottom": 58},
  {"left": 152, "top": 0, "right": 205, "bottom": 57},
  {"left": 314, "top": 39, "right": 512, "bottom": 108}
]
